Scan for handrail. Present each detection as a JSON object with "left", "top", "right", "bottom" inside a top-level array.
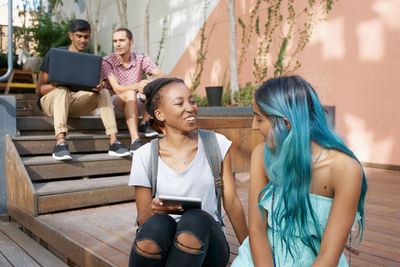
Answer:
[{"left": 0, "top": 0, "right": 13, "bottom": 82}]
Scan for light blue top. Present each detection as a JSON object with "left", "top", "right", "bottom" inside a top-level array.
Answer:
[{"left": 232, "top": 184, "right": 359, "bottom": 267}]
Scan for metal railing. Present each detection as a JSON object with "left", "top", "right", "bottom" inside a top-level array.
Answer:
[{"left": 0, "top": 0, "right": 13, "bottom": 82}]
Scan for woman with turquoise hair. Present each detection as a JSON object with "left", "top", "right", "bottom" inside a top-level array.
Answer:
[{"left": 232, "top": 76, "right": 367, "bottom": 266}]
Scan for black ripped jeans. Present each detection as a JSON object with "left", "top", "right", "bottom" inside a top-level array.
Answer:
[{"left": 129, "top": 209, "right": 230, "bottom": 267}]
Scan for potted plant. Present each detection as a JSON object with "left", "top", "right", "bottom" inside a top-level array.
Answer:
[{"left": 205, "top": 85, "right": 223, "bottom": 106}]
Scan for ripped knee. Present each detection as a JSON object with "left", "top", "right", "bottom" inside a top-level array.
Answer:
[
  {"left": 175, "top": 232, "right": 204, "bottom": 254},
  {"left": 135, "top": 239, "right": 162, "bottom": 259}
]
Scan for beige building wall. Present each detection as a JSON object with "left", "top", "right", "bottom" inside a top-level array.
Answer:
[{"left": 169, "top": 0, "right": 400, "bottom": 167}]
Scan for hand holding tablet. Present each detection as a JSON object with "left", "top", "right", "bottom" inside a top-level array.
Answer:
[{"left": 158, "top": 195, "right": 202, "bottom": 215}]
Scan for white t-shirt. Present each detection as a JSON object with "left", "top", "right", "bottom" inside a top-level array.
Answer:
[{"left": 128, "top": 132, "right": 232, "bottom": 223}]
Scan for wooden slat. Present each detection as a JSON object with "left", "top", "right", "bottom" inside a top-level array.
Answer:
[
  {"left": 34, "top": 175, "right": 130, "bottom": 196},
  {"left": 0, "top": 230, "right": 40, "bottom": 267},
  {"left": 5, "top": 135, "right": 37, "bottom": 216},
  {"left": 0, "top": 222, "right": 67, "bottom": 267},
  {"left": 8, "top": 206, "right": 114, "bottom": 267},
  {"left": 41, "top": 214, "right": 130, "bottom": 266},
  {"left": 37, "top": 186, "right": 135, "bottom": 214},
  {"left": 17, "top": 116, "right": 129, "bottom": 131},
  {"left": 196, "top": 116, "right": 253, "bottom": 128},
  {"left": 23, "top": 153, "right": 132, "bottom": 181},
  {"left": 12, "top": 134, "right": 157, "bottom": 156},
  {"left": 13, "top": 134, "right": 130, "bottom": 155},
  {"left": 0, "top": 252, "right": 13, "bottom": 267},
  {"left": 203, "top": 127, "right": 262, "bottom": 173},
  {"left": 0, "top": 82, "right": 36, "bottom": 88}
]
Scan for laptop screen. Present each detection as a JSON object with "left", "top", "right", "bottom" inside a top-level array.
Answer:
[{"left": 48, "top": 48, "right": 102, "bottom": 91}]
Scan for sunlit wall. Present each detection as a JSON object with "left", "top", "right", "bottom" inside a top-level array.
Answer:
[{"left": 54, "top": 0, "right": 400, "bottom": 166}]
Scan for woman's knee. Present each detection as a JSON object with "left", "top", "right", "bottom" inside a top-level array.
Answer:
[
  {"left": 134, "top": 239, "right": 162, "bottom": 259},
  {"left": 175, "top": 231, "right": 204, "bottom": 254}
]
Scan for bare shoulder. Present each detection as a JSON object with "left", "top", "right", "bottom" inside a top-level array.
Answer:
[
  {"left": 252, "top": 143, "right": 265, "bottom": 158},
  {"left": 328, "top": 150, "right": 363, "bottom": 190}
]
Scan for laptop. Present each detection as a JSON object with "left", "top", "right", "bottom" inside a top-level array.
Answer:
[{"left": 48, "top": 48, "right": 102, "bottom": 91}]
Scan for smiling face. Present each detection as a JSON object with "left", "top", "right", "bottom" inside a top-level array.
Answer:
[
  {"left": 154, "top": 82, "right": 198, "bottom": 133},
  {"left": 252, "top": 100, "right": 274, "bottom": 148},
  {"left": 68, "top": 30, "right": 90, "bottom": 52},
  {"left": 112, "top": 30, "right": 133, "bottom": 56}
]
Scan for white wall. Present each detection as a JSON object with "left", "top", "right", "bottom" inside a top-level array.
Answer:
[{"left": 53, "top": 0, "right": 219, "bottom": 74}]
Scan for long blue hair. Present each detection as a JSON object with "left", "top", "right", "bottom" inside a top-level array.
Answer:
[{"left": 255, "top": 75, "right": 367, "bottom": 257}]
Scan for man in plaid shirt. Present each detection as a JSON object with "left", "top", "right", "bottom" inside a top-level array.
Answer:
[{"left": 102, "top": 28, "right": 164, "bottom": 153}]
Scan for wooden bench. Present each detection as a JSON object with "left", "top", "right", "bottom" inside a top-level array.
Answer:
[{"left": 0, "top": 69, "right": 38, "bottom": 94}]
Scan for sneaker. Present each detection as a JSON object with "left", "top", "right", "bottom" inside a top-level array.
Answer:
[
  {"left": 130, "top": 139, "right": 144, "bottom": 153},
  {"left": 139, "top": 122, "right": 158, "bottom": 137},
  {"left": 108, "top": 141, "right": 131, "bottom": 157},
  {"left": 52, "top": 142, "right": 72, "bottom": 161}
]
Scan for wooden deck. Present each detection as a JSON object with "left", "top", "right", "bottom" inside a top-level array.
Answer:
[
  {"left": 6, "top": 166, "right": 400, "bottom": 266},
  {"left": 0, "top": 221, "right": 67, "bottom": 266}
]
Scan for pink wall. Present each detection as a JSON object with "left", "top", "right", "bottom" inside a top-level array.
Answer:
[{"left": 170, "top": 0, "right": 400, "bottom": 166}]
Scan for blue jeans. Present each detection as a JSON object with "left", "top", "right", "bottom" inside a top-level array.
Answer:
[{"left": 129, "top": 209, "right": 230, "bottom": 267}]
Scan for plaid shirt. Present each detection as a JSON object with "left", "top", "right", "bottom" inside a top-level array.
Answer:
[{"left": 101, "top": 52, "right": 156, "bottom": 94}]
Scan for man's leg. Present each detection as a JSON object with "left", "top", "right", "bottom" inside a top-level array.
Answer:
[
  {"left": 115, "top": 91, "right": 140, "bottom": 143},
  {"left": 69, "top": 89, "right": 130, "bottom": 156},
  {"left": 40, "top": 86, "right": 72, "bottom": 160},
  {"left": 115, "top": 92, "right": 145, "bottom": 153},
  {"left": 138, "top": 108, "right": 158, "bottom": 138}
]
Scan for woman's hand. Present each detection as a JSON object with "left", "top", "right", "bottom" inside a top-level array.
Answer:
[{"left": 151, "top": 198, "right": 184, "bottom": 214}]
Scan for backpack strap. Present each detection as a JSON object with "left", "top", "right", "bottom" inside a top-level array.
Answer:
[
  {"left": 198, "top": 129, "right": 224, "bottom": 227},
  {"left": 149, "top": 138, "right": 159, "bottom": 198},
  {"left": 136, "top": 138, "right": 159, "bottom": 229}
]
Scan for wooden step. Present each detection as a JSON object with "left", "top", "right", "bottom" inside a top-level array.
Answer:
[
  {"left": 33, "top": 175, "right": 134, "bottom": 214},
  {"left": 13, "top": 134, "right": 131, "bottom": 156},
  {"left": 34, "top": 175, "right": 130, "bottom": 196},
  {"left": 17, "top": 116, "right": 129, "bottom": 132},
  {"left": 23, "top": 153, "right": 132, "bottom": 181},
  {"left": 13, "top": 133, "right": 160, "bottom": 156},
  {"left": 0, "top": 222, "right": 67, "bottom": 266}
]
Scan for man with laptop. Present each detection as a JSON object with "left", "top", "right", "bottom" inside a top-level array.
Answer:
[
  {"left": 36, "top": 19, "right": 130, "bottom": 160},
  {"left": 101, "top": 28, "right": 164, "bottom": 153}
]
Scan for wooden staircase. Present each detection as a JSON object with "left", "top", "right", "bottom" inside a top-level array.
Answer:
[{"left": 6, "top": 116, "right": 156, "bottom": 217}]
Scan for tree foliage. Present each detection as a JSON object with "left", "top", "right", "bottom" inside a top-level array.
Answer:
[{"left": 29, "top": 12, "right": 72, "bottom": 58}]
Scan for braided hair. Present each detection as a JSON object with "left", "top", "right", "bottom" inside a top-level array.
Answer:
[{"left": 143, "top": 77, "right": 184, "bottom": 120}]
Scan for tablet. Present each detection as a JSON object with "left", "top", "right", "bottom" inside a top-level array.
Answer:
[{"left": 158, "top": 195, "right": 201, "bottom": 213}]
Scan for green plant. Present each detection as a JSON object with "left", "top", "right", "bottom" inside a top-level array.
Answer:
[
  {"left": 233, "top": 82, "right": 259, "bottom": 106},
  {"left": 0, "top": 53, "right": 20, "bottom": 69},
  {"left": 194, "top": 93, "right": 208, "bottom": 107},
  {"left": 238, "top": 0, "right": 337, "bottom": 84},
  {"left": 222, "top": 84, "right": 232, "bottom": 106},
  {"left": 29, "top": 12, "right": 73, "bottom": 58},
  {"left": 190, "top": 0, "right": 215, "bottom": 93},
  {"left": 155, "top": 16, "right": 168, "bottom": 66}
]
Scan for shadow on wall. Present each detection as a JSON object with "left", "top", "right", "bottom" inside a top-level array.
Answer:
[{"left": 298, "top": 0, "right": 400, "bottom": 166}]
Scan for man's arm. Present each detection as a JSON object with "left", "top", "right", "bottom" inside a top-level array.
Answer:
[
  {"left": 149, "top": 67, "right": 164, "bottom": 78},
  {"left": 36, "top": 71, "right": 56, "bottom": 96},
  {"left": 106, "top": 67, "right": 165, "bottom": 95}
]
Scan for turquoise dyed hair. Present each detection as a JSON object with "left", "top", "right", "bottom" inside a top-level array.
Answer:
[{"left": 255, "top": 75, "right": 367, "bottom": 258}]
